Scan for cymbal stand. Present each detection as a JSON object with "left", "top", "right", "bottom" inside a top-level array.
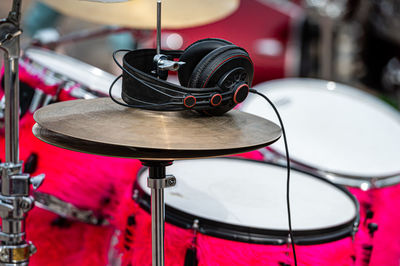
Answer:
[
  {"left": 147, "top": 2, "right": 184, "bottom": 264},
  {"left": 0, "top": 1, "right": 44, "bottom": 265},
  {"left": 141, "top": 160, "right": 176, "bottom": 266},
  {"left": 153, "top": 0, "right": 184, "bottom": 77}
]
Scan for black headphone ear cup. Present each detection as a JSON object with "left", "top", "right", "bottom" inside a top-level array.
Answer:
[
  {"left": 188, "top": 45, "right": 254, "bottom": 115},
  {"left": 177, "top": 38, "right": 232, "bottom": 87},
  {"left": 188, "top": 45, "right": 253, "bottom": 88}
]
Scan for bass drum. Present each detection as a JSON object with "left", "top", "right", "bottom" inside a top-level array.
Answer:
[
  {"left": 116, "top": 158, "right": 359, "bottom": 266},
  {"left": 240, "top": 78, "right": 400, "bottom": 265},
  {"left": 0, "top": 48, "right": 140, "bottom": 266}
]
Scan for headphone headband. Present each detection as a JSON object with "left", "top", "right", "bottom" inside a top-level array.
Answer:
[
  {"left": 112, "top": 40, "right": 253, "bottom": 114},
  {"left": 123, "top": 49, "right": 222, "bottom": 94},
  {"left": 121, "top": 49, "right": 245, "bottom": 111}
]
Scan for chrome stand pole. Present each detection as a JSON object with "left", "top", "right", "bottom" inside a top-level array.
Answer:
[
  {"left": 156, "top": 0, "right": 162, "bottom": 56},
  {"left": 153, "top": 0, "right": 184, "bottom": 76},
  {"left": 141, "top": 161, "right": 176, "bottom": 266},
  {"left": 0, "top": 1, "right": 44, "bottom": 265},
  {"left": 151, "top": 184, "right": 164, "bottom": 266},
  {"left": 1, "top": 1, "right": 21, "bottom": 165}
]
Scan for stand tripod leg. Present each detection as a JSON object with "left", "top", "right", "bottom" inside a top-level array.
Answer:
[{"left": 141, "top": 160, "right": 176, "bottom": 266}]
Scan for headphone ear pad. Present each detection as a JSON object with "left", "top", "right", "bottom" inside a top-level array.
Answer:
[
  {"left": 177, "top": 38, "right": 232, "bottom": 87},
  {"left": 188, "top": 45, "right": 254, "bottom": 116}
]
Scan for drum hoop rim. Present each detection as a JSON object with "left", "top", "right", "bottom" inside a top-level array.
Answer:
[
  {"left": 134, "top": 157, "right": 360, "bottom": 245},
  {"left": 247, "top": 78, "right": 400, "bottom": 185},
  {"left": 267, "top": 148, "right": 400, "bottom": 188},
  {"left": 23, "top": 47, "right": 115, "bottom": 95},
  {"left": 251, "top": 77, "right": 397, "bottom": 111}
]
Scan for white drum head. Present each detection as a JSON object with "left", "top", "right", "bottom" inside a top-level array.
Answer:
[
  {"left": 241, "top": 78, "right": 400, "bottom": 178},
  {"left": 24, "top": 48, "right": 121, "bottom": 97},
  {"left": 137, "top": 158, "right": 357, "bottom": 232}
]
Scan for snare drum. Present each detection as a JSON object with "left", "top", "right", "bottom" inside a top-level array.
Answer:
[
  {"left": 240, "top": 78, "right": 400, "bottom": 265},
  {"left": 0, "top": 49, "right": 140, "bottom": 265},
  {"left": 117, "top": 158, "right": 359, "bottom": 266}
]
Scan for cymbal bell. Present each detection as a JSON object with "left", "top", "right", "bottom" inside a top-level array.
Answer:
[
  {"left": 39, "top": 0, "right": 240, "bottom": 29},
  {"left": 33, "top": 98, "right": 281, "bottom": 160}
]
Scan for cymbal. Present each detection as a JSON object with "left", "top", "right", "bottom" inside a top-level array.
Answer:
[
  {"left": 39, "top": 0, "right": 240, "bottom": 29},
  {"left": 33, "top": 98, "right": 281, "bottom": 160}
]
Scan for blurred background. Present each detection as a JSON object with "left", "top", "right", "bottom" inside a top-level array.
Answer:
[
  {"left": 0, "top": 0, "right": 126, "bottom": 73},
  {"left": 2, "top": 0, "right": 399, "bottom": 108}
]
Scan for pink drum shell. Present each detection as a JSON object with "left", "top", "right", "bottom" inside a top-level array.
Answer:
[
  {"left": 0, "top": 56, "right": 142, "bottom": 265},
  {"left": 116, "top": 201, "right": 355, "bottom": 266},
  {"left": 115, "top": 159, "right": 359, "bottom": 265}
]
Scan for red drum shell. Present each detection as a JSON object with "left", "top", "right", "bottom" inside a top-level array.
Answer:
[
  {"left": 115, "top": 159, "right": 358, "bottom": 266},
  {"left": 0, "top": 55, "right": 142, "bottom": 265},
  {"left": 350, "top": 186, "right": 400, "bottom": 266},
  {"left": 116, "top": 200, "right": 355, "bottom": 266}
]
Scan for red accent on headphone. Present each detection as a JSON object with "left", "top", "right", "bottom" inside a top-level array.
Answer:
[
  {"left": 210, "top": 94, "right": 222, "bottom": 106},
  {"left": 233, "top": 84, "right": 249, "bottom": 104},
  {"left": 202, "top": 55, "right": 252, "bottom": 88},
  {"left": 184, "top": 95, "right": 196, "bottom": 108}
]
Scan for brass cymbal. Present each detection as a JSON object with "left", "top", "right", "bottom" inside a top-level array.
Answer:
[
  {"left": 39, "top": 0, "right": 240, "bottom": 29},
  {"left": 33, "top": 98, "right": 281, "bottom": 160}
]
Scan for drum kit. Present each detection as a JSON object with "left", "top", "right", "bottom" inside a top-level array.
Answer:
[{"left": 0, "top": 0, "right": 399, "bottom": 266}]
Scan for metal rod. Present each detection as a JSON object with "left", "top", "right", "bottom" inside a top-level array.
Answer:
[
  {"left": 142, "top": 160, "right": 173, "bottom": 266},
  {"left": 319, "top": 17, "right": 333, "bottom": 80},
  {"left": 1, "top": 0, "right": 22, "bottom": 165},
  {"left": 9, "top": 0, "right": 22, "bottom": 24},
  {"left": 156, "top": 0, "right": 162, "bottom": 55},
  {"left": 3, "top": 55, "right": 20, "bottom": 164},
  {"left": 30, "top": 26, "right": 127, "bottom": 49},
  {"left": 0, "top": 2, "right": 39, "bottom": 265},
  {"left": 151, "top": 186, "right": 164, "bottom": 266},
  {"left": 148, "top": 162, "right": 166, "bottom": 266}
]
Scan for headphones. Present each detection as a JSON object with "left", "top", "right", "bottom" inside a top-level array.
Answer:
[{"left": 111, "top": 38, "right": 254, "bottom": 116}]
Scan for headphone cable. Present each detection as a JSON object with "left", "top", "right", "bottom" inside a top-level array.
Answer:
[{"left": 249, "top": 88, "right": 297, "bottom": 266}]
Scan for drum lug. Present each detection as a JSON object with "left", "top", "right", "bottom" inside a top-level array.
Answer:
[
  {"left": 367, "top": 223, "right": 379, "bottom": 237},
  {"left": 30, "top": 174, "right": 45, "bottom": 190},
  {"left": 352, "top": 224, "right": 359, "bottom": 241},
  {"left": 147, "top": 175, "right": 176, "bottom": 189},
  {"left": 286, "top": 234, "right": 292, "bottom": 246},
  {"left": 29, "top": 89, "right": 55, "bottom": 114},
  {"left": 192, "top": 219, "right": 199, "bottom": 231},
  {"left": 132, "top": 189, "right": 139, "bottom": 200},
  {"left": 370, "top": 178, "right": 378, "bottom": 189}
]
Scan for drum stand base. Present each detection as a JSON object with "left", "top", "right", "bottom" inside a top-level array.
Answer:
[
  {"left": 0, "top": 2, "right": 44, "bottom": 264},
  {"left": 141, "top": 160, "right": 176, "bottom": 266}
]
